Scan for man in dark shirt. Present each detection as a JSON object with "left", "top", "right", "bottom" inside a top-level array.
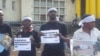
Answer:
[
  {"left": 17, "top": 16, "right": 40, "bottom": 56},
  {"left": 0, "top": 10, "right": 12, "bottom": 56},
  {"left": 40, "top": 8, "right": 69, "bottom": 56}
]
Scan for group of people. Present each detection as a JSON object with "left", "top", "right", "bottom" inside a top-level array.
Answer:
[{"left": 0, "top": 7, "right": 100, "bottom": 56}]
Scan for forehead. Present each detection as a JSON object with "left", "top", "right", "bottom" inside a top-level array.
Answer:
[
  {"left": 48, "top": 10, "right": 57, "bottom": 13},
  {"left": 85, "top": 21, "right": 95, "bottom": 24},
  {"left": 22, "top": 19, "right": 31, "bottom": 22}
]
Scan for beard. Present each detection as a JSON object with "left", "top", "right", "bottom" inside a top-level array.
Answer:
[
  {"left": 50, "top": 17, "right": 56, "bottom": 20},
  {"left": 88, "top": 27, "right": 94, "bottom": 30},
  {"left": 49, "top": 16, "right": 56, "bottom": 20}
]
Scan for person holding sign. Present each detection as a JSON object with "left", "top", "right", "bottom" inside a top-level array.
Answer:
[
  {"left": 0, "top": 10, "right": 12, "bottom": 56},
  {"left": 40, "top": 8, "right": 69, "bottom": 56},
  {"left": 72, "top": 15, "right": 100, "bottom": 56},
  {"left": 73, "top": 14, "right": 100, "bottom": 41},
  {"left": 16, "top": 16, "right": 40, "bottom": 56}
]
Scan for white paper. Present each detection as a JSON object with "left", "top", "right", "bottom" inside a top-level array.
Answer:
[
  {"left": 79, "top": 44, "right": 88, "bottom": 50},
  {"left": 41, "top": 30, "right": 60, "bottom": 43},
  {"left": 70, "top": 39, "right": 94, "bottom": 56},
  {"left": 14, "top": 38, "right": 31, "bottom": 51}
]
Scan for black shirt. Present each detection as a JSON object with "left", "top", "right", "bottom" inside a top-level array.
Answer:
[
  {"left": 17, "top": 30, "right": 40, "bottom": 56},
  {"left": 40, "top": 21, "right": 67, "bottom": 51},
  {"left": 0, "top": 23, "right": 12, "bottom": 37}
]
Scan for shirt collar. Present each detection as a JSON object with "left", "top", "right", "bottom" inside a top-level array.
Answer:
[{"left": 78, "top": 27, "right": 95, "bottom": 33}]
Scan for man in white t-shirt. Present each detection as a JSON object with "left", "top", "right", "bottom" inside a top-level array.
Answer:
[{"left": 73, "top": 14, "right": 100, "bottom": 42}]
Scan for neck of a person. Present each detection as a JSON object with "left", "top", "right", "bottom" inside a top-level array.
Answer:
[
  {"left": 23, "top": 27, "right": 30, "bottom": 32},
  {"left": 82, "top": 26, "right": 92, "bottom": 35}
]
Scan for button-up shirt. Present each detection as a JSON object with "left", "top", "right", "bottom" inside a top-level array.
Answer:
[{"left": 73, "top": 27, "right": 100, "bottom": 42}]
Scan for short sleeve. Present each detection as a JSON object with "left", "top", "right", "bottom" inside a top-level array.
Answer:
[
  {"left": 73, "top": 32, "right": 80, "bottom": 40},
  {"left": 73, "top": 32, "right": 78, "bottom": 39},
  {"left": 40, "top": 24, "right": 44, "bottom": 31}
]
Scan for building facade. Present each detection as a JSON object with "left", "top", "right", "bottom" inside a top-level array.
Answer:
[
  {"left": 76, "top": 0, "right": 100, "bottom": 19},
  {"left": 0, "top": 0, "right": 75, "bottom": 22}
]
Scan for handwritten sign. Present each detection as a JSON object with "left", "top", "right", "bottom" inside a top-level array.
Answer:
[{"left": 14, "top": 38, "right": 31, "bottom": 51}]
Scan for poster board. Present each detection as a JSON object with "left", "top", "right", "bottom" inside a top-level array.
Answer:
[
  {"left": 41, "top": 30, "right": 60, "bottom": 43},
  {"left": 14, "top": 38, "right": 31, "bottom": 51},
  {"left": 70, "top": 39, "right": 100, "bottom": 56}
]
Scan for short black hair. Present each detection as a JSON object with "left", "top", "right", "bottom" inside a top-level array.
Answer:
[{"left": 81, "top": 14, "right": 91, "bottom": 20}]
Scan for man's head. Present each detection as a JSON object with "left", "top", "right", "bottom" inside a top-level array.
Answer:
[
  {"left": 79, "top": 14, "right": 95, "bottom": 29},
  {"left": 0, "top": 10, "right": 4, "bottom": 24},
  {"left": 47, "top": 8, "right": 58, "bottom": 20},
  {"left": 22, "top": 16, "right": 32, "bottom": 28}
]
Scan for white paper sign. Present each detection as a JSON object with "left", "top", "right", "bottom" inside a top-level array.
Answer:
[
  {"left": 70, "top": 39, "right": 95, "bottom": 56},
  {"left": 41, "top": 30, "right": 60, "bottom": 43},
  {"left": 14, "top": 38, "right": 31, "bottom": 51}
]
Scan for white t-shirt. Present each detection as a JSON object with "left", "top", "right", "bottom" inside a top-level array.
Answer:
[{"left": 73, "top": 27, "right": 100, "bottom": 42}]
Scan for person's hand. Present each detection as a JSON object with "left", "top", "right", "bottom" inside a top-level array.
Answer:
[
  {"left": 17, "top": 35, "right": 22, "bottom": 38},
  {"left": 64, "top": 37, "right": 70, "bottom": 42},
  {"left": 56, "top": 33, "right": 70, "bottom": 41},
  {"left": 38, "top": 32, "right": 44, "bottom": 37},
  {"left": 5, "top": 33, "right": 9, "bottom": 35},
  {"left": 56, "top": 33, "right": 65, "bottom": 39},
  {"left": 30, "top": 35, "right": 35, "bottom": 44}
]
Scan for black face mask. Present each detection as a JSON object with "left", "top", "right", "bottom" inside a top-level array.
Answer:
[{"left": 49, "top": 14, "right": 57, "bottom": 20}]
